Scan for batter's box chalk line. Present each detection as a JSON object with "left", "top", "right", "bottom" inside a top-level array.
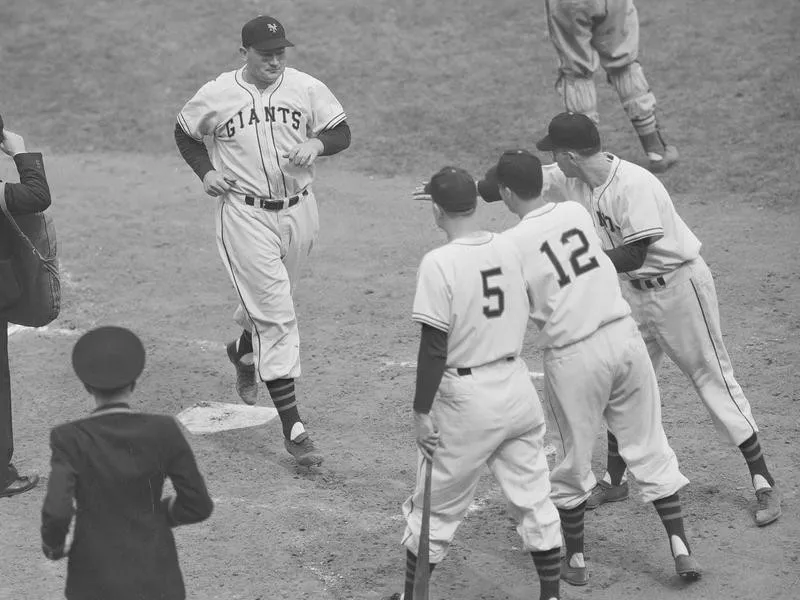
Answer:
[
  {"left": 380, "top": 359, "right": 544, "bottom": 380},
  {"left": 176, "top": 401, "right": 279, "bottom": 434}
]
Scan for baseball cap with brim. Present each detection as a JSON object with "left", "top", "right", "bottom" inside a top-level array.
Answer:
[
  {"left": 478, "top": 150, "right": 543, "bottom": 202},
  {"left": 423, "top": 166, "right": 477, "bottom": 213},
  {"left": 242, "top": 16, "right": 294, "bottom": 51},
  {"left": 72, "top": 326, "right": 146, "bottom": 390},
  {"left": 536, "top": 112, "right": 601, "bottom": 152}
]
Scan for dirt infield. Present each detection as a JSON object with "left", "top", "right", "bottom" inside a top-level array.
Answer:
[
  {"left": 1, "top": 0, "right": 799, "bottom": 597},
  {"left": 0, "top": 153, "right": 798, "bottom": 600}
]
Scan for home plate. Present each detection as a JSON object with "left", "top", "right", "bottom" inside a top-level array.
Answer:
[{"left": 176, "top": 401, "right": 278, "bottom": 434}]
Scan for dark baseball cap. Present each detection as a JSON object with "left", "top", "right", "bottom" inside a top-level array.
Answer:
[
  {"left": 477, "top": 149, "right": 543, "bottom": 202},
  {"left": 424, "top": 166, "right": 477, "bottom": 213},
  {"left": 536, "top": 112, "right": 601, "bottom": 152},
  {"left": 242, "top": 16, "right": 294, "bottom": 51},
  {"left": 72, "top": 326, "right": 146, "bottom": 390}
]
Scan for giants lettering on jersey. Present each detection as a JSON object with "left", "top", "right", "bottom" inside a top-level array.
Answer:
[
  {"left": 596, "top": 209, "right": 617, "bottom": 233},
  {"left": 223, "top": 106, "right": 302, "bottom": 138}
]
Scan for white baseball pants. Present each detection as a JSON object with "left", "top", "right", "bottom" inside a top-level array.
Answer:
[
  {"left": 544, "top": 316, "right": 689, "bottom": 508},
  {"left": 215, "top": 190, "right": 319, "bottom": 382},
  {"left": 401, "top": 357, "right": 562, "bottom": 564},
  {"left": 624, "top": 256, "right": 759, "bottom": 446}
]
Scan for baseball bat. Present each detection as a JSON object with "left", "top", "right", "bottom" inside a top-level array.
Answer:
[{"left": 413, "top": 457, "right": 433, "bottom": 600}]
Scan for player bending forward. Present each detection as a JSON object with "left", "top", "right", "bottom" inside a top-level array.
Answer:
[
  {"left": 386, "top": 167, "right": 563, "bottom": 600},
  {"left": 536, "top": 112, "right": 781, "bottom": 527},
  {"left": 478, "top": 149, "right": 700, "bottom": 584},
  {"left": 175, "top": 16, "right": 351, "bottom": 466}
]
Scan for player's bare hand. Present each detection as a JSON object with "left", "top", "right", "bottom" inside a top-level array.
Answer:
[
  {"left": 414, "top": 411, "right": 439, "bottom": 461},
  {"left": 283, "top": 139, "right": 324, "bottom": 168},
  {"left": 0, "top": 130, "right": 27, "bottom": 157},
  {"left": 202, "top": 170, "right": 237, "bottom": 197}
]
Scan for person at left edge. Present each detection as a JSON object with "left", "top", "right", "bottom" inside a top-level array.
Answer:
[
  {"left": 175, "top": 15, "right": 351, "bottom": 467},
  {"left": 0, "top": 115, "right": 51, "bottom": 498},
  {"left": 41, "top": 326, "right": 213, "bottom": 600}
]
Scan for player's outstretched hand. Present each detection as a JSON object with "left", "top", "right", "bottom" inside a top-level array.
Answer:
[
  {"left": 283, "top": 139, "right": 324, "bottom": 168},
  {"left": 202, "top": 170, "right": 237, "bottom": 198},
  {"left": 0, "top": 130, "right": 27, "bottom": 157},
  {"left": 414, "top": 411, "right": 439, "bottom": 462}
]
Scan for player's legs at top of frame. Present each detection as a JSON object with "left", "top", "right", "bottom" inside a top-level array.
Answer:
[{"left": 544, "top": 0, "right": 678, "bottom": 172}]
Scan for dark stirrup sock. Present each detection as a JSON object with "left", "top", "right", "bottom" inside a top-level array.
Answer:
[
  {"left": 265, "top": 378, "right": 301, "bottom": 439},
  {"left": 653, "top": 493, "right": 690, "bottom": 556},
  {"left": 739, "top": 433, "right": 775, "bottom": 487},
  {"left": 403, "top": 548, "right": 436, "bottom": 600},
  {"left": 531, "top": 546, "right": 561, "bottom": 600},
  {"left": 557, "top": 502, "right": 586, "bottom": 562}
]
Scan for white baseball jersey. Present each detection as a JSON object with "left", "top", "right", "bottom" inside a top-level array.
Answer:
[
  {"left": 177, "top": 66, "right": 346, "bottom": 198},
  {"left": 541, "top": 156, "right": 702, "bottom": 279},
  {"left": 501, "top": 201, "right": 630, "bottom": 349},
  {"left": 412, "top": 232, "right": 529, "bottom": 368}
]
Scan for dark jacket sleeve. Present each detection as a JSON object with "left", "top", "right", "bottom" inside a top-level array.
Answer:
[
  {"left": 3, "top": 153, "right": 51, "bottom": 215},
  {"left": 160, "top": 418, "right": 214, "bottom": 527},
  {"left": 41, "top": 427, "right": 77, "bottom": 559}
]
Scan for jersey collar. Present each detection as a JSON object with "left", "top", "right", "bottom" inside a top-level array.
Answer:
[{"left": 520, "top": 202, "right": 558, "bottom": 221}]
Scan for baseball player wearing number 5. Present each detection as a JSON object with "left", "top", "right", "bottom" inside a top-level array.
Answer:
[
  {"left": 175, "top": 16, "right": 351, "bottom": 466},
  {"left": 536, "top": 112, "right": 781, "bottom": 526},
  {"left": 387, "top": 167, "right": 563, "bottom": 600},
  {"left": 479, "top": 150, "right": 700, "bottom": 584}
]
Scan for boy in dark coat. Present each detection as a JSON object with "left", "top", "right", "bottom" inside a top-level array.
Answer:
[{"left": 41, "top": 326, "right": 214, "bottom": 600}]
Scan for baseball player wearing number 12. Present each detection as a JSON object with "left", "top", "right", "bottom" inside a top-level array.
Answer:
[
  {"left": 479, "top": 150, "right": 700, "bottom": 584},
  {"left": 387, "top": 167, "right": 563, "bottom": 600},
  {"left": 175, "top": 16, "right": 351, "bottom": 466},
  {"left": 537, "top": 112, "right": 781, "bottom": 527}
]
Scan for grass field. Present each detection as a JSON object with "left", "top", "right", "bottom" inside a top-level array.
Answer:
[{"left": 1, "top": 0, "right": 799, "bottom": 599}]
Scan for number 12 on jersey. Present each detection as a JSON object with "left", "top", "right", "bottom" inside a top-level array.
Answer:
[{"left": 540, "top": 228, "right": 600, "bottom": 288}]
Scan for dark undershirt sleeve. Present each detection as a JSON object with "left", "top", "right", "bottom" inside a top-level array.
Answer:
[
  {"left": 174, "top": 123, "right": 214, "bottom": 182},
  {"left": 604, "top": 238, "right": 652, "bottom": 273},
  {"left": 317, "top": 121, "right": 351, "bottom": 156},
  {"left": 412, "top": 323, "right": 448, "bottom": 414}
]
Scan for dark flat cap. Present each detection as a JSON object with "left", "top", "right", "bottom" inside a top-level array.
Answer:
[{"left": 72, "top": 326, "right": 145, "bottom": 390}]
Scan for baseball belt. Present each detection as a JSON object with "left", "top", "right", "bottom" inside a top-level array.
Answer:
[{"left": 244, "top": 188, "right": 309, "bottom": 211}]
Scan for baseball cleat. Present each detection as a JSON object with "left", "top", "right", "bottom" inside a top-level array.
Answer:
[
  {"left": 648, "top": 145, "right": 679, "bottom": 174},
  {"left": 384, "top": 594, "right": 403, "bottom": 600},
  {"left": 754, "top": 486, "right": 781, "bottom": 527},
  {"left": 585, "top": 479, "right": 629, "bottom": 510},
  {"left": 226, "top": 340, "right": 258, "bottom": 405},
  {"left": 284, "top": 432, "right": 323, "bottom": 467},
  {"left": 560, "top": 557, "right": 589, "bottom": 586},
  {"left": 674, "top": 553, "right": 702, "bottom": 580}
]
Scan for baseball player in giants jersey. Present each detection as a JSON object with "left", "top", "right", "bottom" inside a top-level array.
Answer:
[
  {"left": 478, "top": 150, "right": 700, "bottom": 584},
  {"left": 536, "top": 112, "right": 781, "bottom": 527},
  {"left": 387, "top": 167, "right": 562, "bottom": 600},
  {"left": 175, "top": 16, "right": 351, "bottom": 466},
  {"left": 543, "top": 0, "right": 678, "bottom": 173}
]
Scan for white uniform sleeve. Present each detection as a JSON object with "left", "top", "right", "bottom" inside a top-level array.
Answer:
[
  {"left": 177, "top": 80, "right": 221, "bottom": 141},
  {"left": 411, "top": 253, "right": 451, "bottom": 333},
  {"left": 307, "top": 78, "right": 346, "bottom": 136},
  {"left": 541, "top": 163, "right": 570, "bottom": 203},
  {"left": 614, "top": 174, "right": 665, "bottom": 244}
]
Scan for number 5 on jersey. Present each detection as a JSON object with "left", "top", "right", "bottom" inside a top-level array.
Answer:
[
  {"left": 481, "top": 268, "right": 505, "bottom": 318},
  {"left": 540, "top": 228, "right": 599, "bottom": 288}
]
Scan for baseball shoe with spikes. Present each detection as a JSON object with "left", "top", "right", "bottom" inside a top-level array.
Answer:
[
  {"left": 284, "top": 432, "right": 323, "bottom": 467},
  {"left": 755, "top": 486, "right": 781, "bottom": 526},
  {"left": 674, "top": 553, "right": 702, "bottom": 580},
  {"left": 586, "top": 479, "right": 629, "bottom": 510},
  {"left": 226, "top": 339, "right": 258, "bottom": 405}
]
